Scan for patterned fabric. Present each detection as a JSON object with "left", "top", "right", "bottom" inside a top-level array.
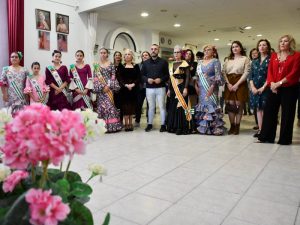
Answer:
[
  {"left": 0, "top": 66, "right": 28, "bottom": 114},
  {"left": 24, "top": 75, "right": 49, "bottom": 104},
  {"left": 249, "top": 56, "right": 270, "bottom": 110},
  {"left": 93, "top": 63, "right": 122, "bottom": 133},
  {"left": 194, "top": 59, "right": 226, "bottom": 135}
]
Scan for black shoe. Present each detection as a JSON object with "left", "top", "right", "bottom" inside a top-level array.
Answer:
[
  {"left": 160, "top": 125, "right": 167, "bottom": 132},
  {"left": 145, "top": 124, "right": 153, "bottom": 132},
  {"left": 253, "top": 130, "right": 260, "bottom": 138}
]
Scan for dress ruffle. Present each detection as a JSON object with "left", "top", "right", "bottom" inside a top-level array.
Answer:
[{"left": 194, "top": 103, "right": 226, "bottom": 135}]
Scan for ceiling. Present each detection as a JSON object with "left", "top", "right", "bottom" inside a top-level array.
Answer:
[{"left": 93, "top": 0, "right": 300, "bottom": 49}]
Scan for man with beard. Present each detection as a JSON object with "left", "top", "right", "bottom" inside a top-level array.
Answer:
[{"left": 141, "top": 44, "right": 169, "bottom": 132}]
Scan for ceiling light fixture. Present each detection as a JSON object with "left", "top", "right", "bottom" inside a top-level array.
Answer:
[
  {"left": 227, "top": 43, "right": 232, "bottom": 46},
  {"left": 174, "top": 23, "right": 181, "bottom": 27},
  {"left": 214, "top": 38, "right": 219, "bottom": 41},
  {"left": 256, "top": 34, "right": 262, "bottom": 37},
  {"left": 141, "top": 12, "right": 149, "bottom": 17},
  {"left": 244, "top": 26, "right": 252, "bottom": 30}
]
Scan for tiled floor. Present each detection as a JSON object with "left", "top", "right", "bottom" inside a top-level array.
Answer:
[{"left": 70, "top": 114, "right": 300, "bottom": 225}]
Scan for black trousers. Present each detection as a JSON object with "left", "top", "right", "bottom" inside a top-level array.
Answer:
[
  {"left": 259, "top": 85, "right": 299, "bottom": 145},
  {"left": 135, "top": 88, "right": 147, "bottom": 123}
]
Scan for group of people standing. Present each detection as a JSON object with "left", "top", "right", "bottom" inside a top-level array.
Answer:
[{"left": 1, "top": 34, "right": 300, "bottom": 145}]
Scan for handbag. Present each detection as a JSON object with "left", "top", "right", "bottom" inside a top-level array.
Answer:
[{"left": 225, "top": 93, "right": 239, "bottom": 113}]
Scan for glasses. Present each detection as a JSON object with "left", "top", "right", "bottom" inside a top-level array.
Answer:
[{"left": 174, "top": 51, "right": 181, "bottom": 54}]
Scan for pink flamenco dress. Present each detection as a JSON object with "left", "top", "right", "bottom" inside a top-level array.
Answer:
[{"left": 24, "top": 74, "right": 50, "bottom": 105}]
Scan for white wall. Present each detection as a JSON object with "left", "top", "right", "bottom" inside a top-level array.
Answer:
[
  {"left": 0, "top": 0, "right": 8, "bottom": 108},
  {"left": 96, "top": 19, "right": 159, "bottom": 62},
  {"left": 24, "top": 0, "right": 89, "bottom": 70}
]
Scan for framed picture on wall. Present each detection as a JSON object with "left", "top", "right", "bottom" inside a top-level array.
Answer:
[
  {"left": 57, "top": 34, "right": 68, "bottom": 52},
  {"left": 38, "top": 31, "right": 50, "bottom": 50},
  {"left": 56, "top": 13, "right": 69, "bottom": 34},
  {"left": 35, "top": 9, "right": 51, "bottom": 31}
]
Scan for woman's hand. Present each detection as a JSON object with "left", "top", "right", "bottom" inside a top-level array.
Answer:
[
  {"left": 167, "top": 90, "right": 170, "bottom": 97},
  {"left": 270, "top": 82, "right": 279, "bottom": 94},
  {"left": 55, "top": 87, "right": 62, "bottom": 95},
  {"left": 3, "top": 93, "right": 8, "bottom": 102},
  {"left": 206, "top": 85, "right": 214, "bottom": 97},
  {"left": 227, "top": 83, "right": 233, "bottom": 92},
  {"left": 251, "top": 86, "right": 258, "bottom": 95},
  {"left": 257, "top": 86, "right": 265, "bottom": 94},
  {"left": 231, "top": 83, "right": 239, "bottom": 92},
  {"left": 183, "top": 88, "right": 188, "bottom": 97}
]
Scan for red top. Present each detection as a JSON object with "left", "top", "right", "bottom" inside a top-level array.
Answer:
[{"left": 267, "top": 52, "right": 300, "bottom": 87}]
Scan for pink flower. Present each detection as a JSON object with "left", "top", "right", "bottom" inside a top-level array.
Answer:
[
  {"left": 3, "top": 170, "right": 29, "bottom": 193},
  {"left": 26, "top": 188, "right": 70, "bottom": 225},
  {"left": 2, "top": 104, "right": 86, "bottom": 169}
]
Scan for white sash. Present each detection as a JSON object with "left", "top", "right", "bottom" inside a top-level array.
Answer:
[
  {"left": 3, "top": 66, "right": 27, "bottom": 104},
  {"left": 70, "top": 64, "right": 92, "bottom": 109},
  {"left": 47, "top": 65, "right": 69, "bottom": 98},
  {"left": 28, "top": 74, "right": 47, "bottom": 105}
]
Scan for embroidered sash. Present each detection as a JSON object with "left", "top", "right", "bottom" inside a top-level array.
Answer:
[
  {"left": 93, "top": 64, "right": 114, "bottom": 104},
  {"left": 28, "top": 74, "right": 47, "bottom": 105},
  {"left": 70, "top": 64, "right": 93, "bottom": 109},
  {"left": 197, "top": 62, "right": 218, "bottom": 105},
  {"left": 3, "top": 67, "right": 27, "bottom": 104},
  {"left": 170, "top": 61, "right": 192, "bottom": 121},
  {"left": 47, "top": 65, "right": 69, "bottom": 98}
]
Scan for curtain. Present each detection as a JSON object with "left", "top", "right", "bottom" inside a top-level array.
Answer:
[
  {"left": 87, "top": 12, "right": 98, "bottom": 64},
  {"left": 7, "top": 0, "right": 24, "bottom": 66}
]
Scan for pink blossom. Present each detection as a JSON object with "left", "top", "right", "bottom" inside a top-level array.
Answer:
[
  {"left": 2, "top": 104, "right": 86, "bottom": 169},
  {"left": 3, "top": 170, "right": 29, "bottom": 193},
  {"left": 26, "top": 188, "right": 70, "bottom": 225}
]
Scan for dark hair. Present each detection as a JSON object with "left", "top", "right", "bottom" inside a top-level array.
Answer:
[
  {"left": 228, "top": 41, "right": 246, "bottom": 59},
  {"left": 185, "top": 49, "right": 195, "bottom": 62},
  {"left": 31, "top": 61, "right": 40, "bottom": 68},
  {"left": 11, "top": 51, "right": 22, "bottom": 60},
  {"left": 52, "top": 50, "right": 62, "bottom": 56},
  {"left": 249, "top": 48, "right": 258, "bottom": 60},
  {"left": 196, "top": 51, "right": 204, "bottom": 59},
  {"left": 75, "top": 50, "right": 85, "bottom": 57},
  {"left": 113, "top": 51, "right": 122, "bottom": 64},
  {"left": 256, "top": 39, "right": 272, "bottom": 56},
  {"left": 99, "top": 47, "right": 109, "bottom": 54},
  {"left": 141, "top": 51, "right": 151, "bottom": 62}
]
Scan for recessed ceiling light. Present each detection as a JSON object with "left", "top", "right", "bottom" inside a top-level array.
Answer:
[
  {"left": 227, "top": 43, "right": 232, "bottom": 46},
  {"left": 244, "top": 26, "right": 252, "bottom": 30},
  {"left": 214, "top": 38, "right": 219, "bottom": 41},
  {"left": 141, "top": 12, "right": 149, "bottom": 17},
  {"left": 256, "top": 34, "right": 262, "bottom": 37},
  {"left": 174, "top": 23, "right": 181, "bottom": 27}
]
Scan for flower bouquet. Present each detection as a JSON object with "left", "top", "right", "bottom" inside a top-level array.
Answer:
[{"left": 0, "top": 104, "right": 109, "bottom": 225}]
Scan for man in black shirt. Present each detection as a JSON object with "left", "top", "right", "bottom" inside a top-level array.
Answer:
[{"left": 141, "top": 44, "right": 169, "bottom": 132}]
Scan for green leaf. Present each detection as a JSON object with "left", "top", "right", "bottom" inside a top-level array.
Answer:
[
  {"left": 102, "top": 213, "right": 110, "bottom": 225},
  {"left": 52, "top": 171, "right": 82, "bottom": 183},
  {"left": 70, "top": 182, "right": 92, "bottom": 198},
  {"left": 66, "top": 200, "right": 93, "bottom": 225},
  {"left": 1, "top": 192, "right": 30, "bottom": 225},
  {"left": 50, "top": 179, "right": 70, "bottom": 202}
]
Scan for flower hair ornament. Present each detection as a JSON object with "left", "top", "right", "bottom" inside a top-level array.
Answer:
[{"left": 17, "top": 52, "right": 23, "bottom": 60}]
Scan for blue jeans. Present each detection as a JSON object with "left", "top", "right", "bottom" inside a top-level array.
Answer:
[{"left": 146, "top": 87, "right": 166, "bottom": 125}]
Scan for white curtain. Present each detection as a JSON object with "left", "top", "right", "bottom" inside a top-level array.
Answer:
[
  {"left": 0, "top": 0, "right": 9, "bottom": 108},
  {"left": 87, "top": 12, "right": 98, "bottom": 64}
]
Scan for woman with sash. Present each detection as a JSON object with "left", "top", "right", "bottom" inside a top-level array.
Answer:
[
  {"left": 223, "top": 41, "right": 250, "bottom": 135},
  {"left": 24, "top": 62, "right": 49, "bottom": 104},
  {"left": 194, "top": 45, "right": 226, "bottom": 135},
  {"left": 45, "top": 50, "right": 71, "bottom": 111},
  {"left": 0, "top": 51, "right": 28, "bottom": 115},
  {"left": 93, "top": 47, "right": 122, "bottom": 133},
  {"left": 166, "top": 45, "right": 193, "bottom": 135},
  {"left": 69, "top": 50, "right": 93, "bottom": 110}
]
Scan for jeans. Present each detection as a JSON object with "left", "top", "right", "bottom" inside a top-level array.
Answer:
[{"left": 146, "top": 87, "right": 166, "bottom": 125}]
